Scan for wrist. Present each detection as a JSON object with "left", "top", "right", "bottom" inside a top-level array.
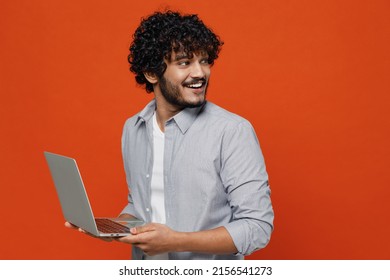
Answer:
[{"left": 173, "top": 231, "right": 190, "bottom": 252}]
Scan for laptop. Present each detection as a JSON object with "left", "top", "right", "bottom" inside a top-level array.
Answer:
[{"left": 44, "top": 151, "right": 144, "bottom": 237}]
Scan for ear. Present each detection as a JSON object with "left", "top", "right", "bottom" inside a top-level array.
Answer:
[{"left": 143, "top": 72, "right": 158, "bottom": 84}]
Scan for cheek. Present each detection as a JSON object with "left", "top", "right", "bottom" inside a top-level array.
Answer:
[
  {"left": 206, "top": 70, "right": 211, "bottom": 79},
  {"left": 164, "top": 68, "right": 188, "bottom": 83}
]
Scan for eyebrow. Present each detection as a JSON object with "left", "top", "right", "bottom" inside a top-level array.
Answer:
[
  {"left": 173, "top": 53, "right": 189, "bottom": 61},
  {"left": 173, "top": 52, "right": 209, "bottom": 62}
]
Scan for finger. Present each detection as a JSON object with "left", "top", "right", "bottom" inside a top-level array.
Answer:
[
  {"left": 117, "top": 234, "right": 142, "bottom": 244},
  {"left": 131, "top": 223, "right": 156, "bottom": 235},
  {"left": 133, "top": 243, "right": 150, "bottom": 253},
  {"left": 118, "top": 235, "right": 137, "bottom": 243},
  {"left": 64, "top": 221, "right": 78, "bottom": 229}
]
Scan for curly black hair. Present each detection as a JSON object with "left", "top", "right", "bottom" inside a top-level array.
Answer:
[{"left": 128, "top": 10, "right": 223, "bottom": 93}]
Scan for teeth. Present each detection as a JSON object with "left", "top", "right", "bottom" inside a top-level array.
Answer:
[{"left": 187, "top": 83, "right": 203, "bottom": 88}]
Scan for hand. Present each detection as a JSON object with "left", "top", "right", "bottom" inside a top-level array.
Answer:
[
  {"left": 64, "top": 221, "right": 115, "bottom": 242},
  {"left": 117, "top": 223, "right": 180, "bottom": 256}
]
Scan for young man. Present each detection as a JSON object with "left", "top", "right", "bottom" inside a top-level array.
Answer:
[
  {"left": 67, "top": 10, "right": 273, "bottom": 260},
  {"left": 116, "top": 11, "right": 274, "bottom": 260}
]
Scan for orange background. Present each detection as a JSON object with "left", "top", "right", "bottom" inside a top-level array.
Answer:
[{"left": 1, "top": 0, "right": 389, "bottom": 259}]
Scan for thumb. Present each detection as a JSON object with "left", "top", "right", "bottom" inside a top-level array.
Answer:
[{"left": 131, "top": 223, "right": 156, "bottom": 235}]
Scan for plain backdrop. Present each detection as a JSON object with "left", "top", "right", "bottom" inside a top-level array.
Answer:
[{"left": 1, "top": 0, "right": 389, "bottom": 259}]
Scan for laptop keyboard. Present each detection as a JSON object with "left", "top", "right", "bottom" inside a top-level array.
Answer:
[{"left": 95, "top": 218, "right": 130, "bottom": 234}]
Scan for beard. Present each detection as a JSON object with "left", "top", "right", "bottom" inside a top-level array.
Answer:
[{"left": 159, "top": 75, "right": 208, "bottom": 108}]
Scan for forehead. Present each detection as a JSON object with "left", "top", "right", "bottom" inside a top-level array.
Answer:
[{"left": 167, "top": 49, "right": 209, "bottom": 61}]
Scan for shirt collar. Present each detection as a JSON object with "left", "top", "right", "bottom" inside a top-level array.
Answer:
[
  {"left": 135, "top": 99, "right": 205, "bottom": 134},
  {"left": 135, "top": 99, "right": 156, "bottom": 125},
  {"left": 171, "top": 103, "right": 205, "bottom": 134}
]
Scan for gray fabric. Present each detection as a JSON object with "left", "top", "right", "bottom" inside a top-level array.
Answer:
[{"left": 121, "top": 99, "right": 274, "bottom": 260}]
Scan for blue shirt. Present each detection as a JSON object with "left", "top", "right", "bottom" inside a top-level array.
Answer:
[{"left": 121, "top": 100, "right": 274, "bottom": 260}]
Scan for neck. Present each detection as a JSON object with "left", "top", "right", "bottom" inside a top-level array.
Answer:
[{"left": 154, "top": 94, "right": 183, "bottom": 132}]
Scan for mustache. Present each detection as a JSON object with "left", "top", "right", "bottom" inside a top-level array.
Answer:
[{"left": 182, "top": 78, "right": 207, "bottom": 87}]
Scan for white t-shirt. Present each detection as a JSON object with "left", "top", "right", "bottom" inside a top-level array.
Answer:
[
  {"left": 144, "top": 112, "right": 168, "bottom": 260},
  {"left": 150, "top": 111, "right": 166, "bottom": 224}
]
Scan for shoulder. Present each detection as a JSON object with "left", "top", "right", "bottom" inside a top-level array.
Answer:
[
  {"left": 123, "top": 113, "right": 141, "bottom": 130},
  {"left": 199, "top": 102, "right": 260, "bottom": 148},
  {"left": 200, "top": 102, "right": 253, "bottom": 130},
  {"left": 123, "top": 100, "right": 155, "bottom": 131}
]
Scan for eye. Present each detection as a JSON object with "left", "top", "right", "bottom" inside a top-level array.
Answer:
[
  {"left": 200, "top": 58, "right": 210, "bottom": 65},
  {"left": 178, "top": 60, "right": 190, "bottom": 66}
]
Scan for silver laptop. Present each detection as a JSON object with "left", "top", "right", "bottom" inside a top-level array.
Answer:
[{"left": 44, "top": 151, "right": 143, "bottom": 237}]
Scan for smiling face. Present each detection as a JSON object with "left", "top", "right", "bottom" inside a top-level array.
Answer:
[{"left": 156, "top": 51, "right": 211, "bottom": 109}]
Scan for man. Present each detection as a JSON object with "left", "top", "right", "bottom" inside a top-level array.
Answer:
[{"left": 68, "top": 10, "right": 274, "bottom": 260}]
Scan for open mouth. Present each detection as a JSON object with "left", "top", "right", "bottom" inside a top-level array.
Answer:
[
  {"left": 186, "top": 82, "right": 203, "bottom": 89},
  {"left": 183, "top": 79, "right": 206, "bottom": 90}
]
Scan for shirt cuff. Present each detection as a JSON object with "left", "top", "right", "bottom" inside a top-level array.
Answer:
[{"left": 224, "top": 219, "right": 272, "bottom": 256}]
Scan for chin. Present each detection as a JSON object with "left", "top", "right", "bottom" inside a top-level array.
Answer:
[{"left": 185, "top": 99, "right": 206, "bottom": 108}]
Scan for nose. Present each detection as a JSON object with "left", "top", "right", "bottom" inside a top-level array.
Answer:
[{"left": 190, "top": 61, "right": 206, "bottom": 79}]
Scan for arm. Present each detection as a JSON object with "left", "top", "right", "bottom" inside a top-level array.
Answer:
[{"left": 220, "top": 120, "right": 274, "bottom": 255}]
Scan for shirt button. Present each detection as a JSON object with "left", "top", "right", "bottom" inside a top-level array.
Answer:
[
  {"left": 146, "top": 208, "right": 150, "bottom": 212},
  {"left": 146, "top": 174, "right": 150, "bottom": 178}
]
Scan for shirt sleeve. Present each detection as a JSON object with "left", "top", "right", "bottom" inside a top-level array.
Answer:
[
  {"left": 120, "top": 193, "right": 137, "bottom": 217},
  {"left": 221, "top": 120, "right": 274, "bottom": 256}
]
